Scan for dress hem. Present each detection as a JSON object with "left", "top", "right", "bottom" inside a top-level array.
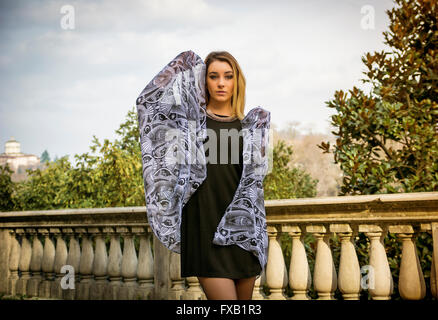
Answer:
[{"left": 180, "top": 271, "right": 261, "bottom": 280}]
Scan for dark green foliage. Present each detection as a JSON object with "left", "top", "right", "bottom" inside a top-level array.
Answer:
[
  {"left": 6, "top": 107, "right": 145, "bottom": 210},
  {"left": 318, "top": 0, "right": 438, "bottom": 195},
  {"left": 313, "top": 0, "right": 437, "bottom": 300},
  {"left": 264, "top": 140, "right": 318, "bottom": 200},
  {"left": 40, "top": 150, "right": 50, "bottom": 163},
  {"left": 0, "top": 163, "right": 15, "bottom": 211}
]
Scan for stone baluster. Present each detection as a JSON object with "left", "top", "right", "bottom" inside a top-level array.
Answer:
[
  {"left": 389, "top": 225, "right": 426, "bottom": 300},
  {"left": 76, "top": 228, "right": 94, "bottom": 300},
  {"left": 39, "top": 228, "right": 55, "bottom": 298},
  {"left": 136, "top": 227, "right": 154, "bottom": 300},
  {"left": 169, "top": 249, "right": 184, "bottom": 300},
  {"left": 431, "top": 252, "right": 437, "bottom": 299},
  {"left": 182, "top": 277, "right": 204, "bottom": 300},
  {"left": 16, "top": 228, "right": 32, "bottom": 296},
  {"left": 104, "top": 227, "right": 122, "bottom": 300},
  {"left": 283, "top": 225, "right": 311, "bottom": 300},
  {"left": 307, "top": 225, "right": 337, "bottom": 300},
  {"left": 360, "top": 224, "right": 393, "bottom": 300},
  {"left": 51, "top": 228, "right": 68, "bottom": 299},
  {"left": 8, "top": 230, "right": 20, "bottom": 296},
  {"left": 331, "top": 224, "right": 361, "bottom": 300},
  {"left": 27, "top": 229, "right": 44, "bottom": 297},
  {"left": 89, "top": 227, "right": 108, "bottom": 300},
  {"left": 63, "top": 228, "right": 81, "bottom": 300},
  {"left": 119, "top": 227, "right": 138, "bottom": 299},
  {"left": 266, "top": 225, "right": 288, "bottom": 300},
  {"left": 252, "top": 268, "right": 267, "bottom": 300},
  {"left": 431, "top": 222, "right": 438, "bottom": 299}
]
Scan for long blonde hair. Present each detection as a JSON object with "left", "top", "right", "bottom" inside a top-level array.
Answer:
[{"left": 204, "top": 51, "right": 246, "bottom": 120}]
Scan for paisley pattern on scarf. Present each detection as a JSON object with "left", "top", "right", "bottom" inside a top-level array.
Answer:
[{"left": 136, "top": 50, "right": 270, "bottom": 273}]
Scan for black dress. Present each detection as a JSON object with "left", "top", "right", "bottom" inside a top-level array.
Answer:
[{"left": 180, "top": 111, "right": 262, "bottom": 279}]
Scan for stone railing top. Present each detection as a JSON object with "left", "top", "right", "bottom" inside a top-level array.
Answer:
[
  {"left": 0, "top": 206, "right": 149, "bottom": 229},
  {"left": 265, "top": 191, "right": 438, "bottom": 225},
  {"left": 1, "top": 192, "right": 437, "bottom": 228}
]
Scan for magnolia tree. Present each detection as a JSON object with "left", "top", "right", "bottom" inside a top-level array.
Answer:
[{"left": 318, "top": 0, "right": 438, "bottom": 195}]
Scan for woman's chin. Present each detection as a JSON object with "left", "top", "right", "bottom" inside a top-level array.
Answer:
[{"left": 211, "top": 96, "right": 231, "bottom": 102}]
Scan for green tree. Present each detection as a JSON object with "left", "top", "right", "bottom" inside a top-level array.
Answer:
[
  {"left": 12, "top": 106, "right": 316, "bottom": 210},
  {"left": 261, "top": 139, "right": 318, "bottom": 298},
  {"left": 0, "top": 163, "right": 14, "bottom": 211},
  {"left": 264, "top": 139, "right": 318, "bottom": 200},
  {"left": 40, "top": 150, "right": 50, "bottom": 163},
  {"left": 317, "top": 0, "right": 437, "bottom": 300},
  {"left": 12, "top": 107, "right": 145, "bottom": 210},
  {"left": 13, "top": 158, "right": 70, "bottom": 210},
  {"left": 318, "top": 0, "right": 438, "bottom": 195}
]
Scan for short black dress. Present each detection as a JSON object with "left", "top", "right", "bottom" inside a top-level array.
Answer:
[{"left": 180, "top": 111, "right": 262, "bottom": 279}]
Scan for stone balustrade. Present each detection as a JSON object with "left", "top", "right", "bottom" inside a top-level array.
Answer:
[{"left": 0, "top": 192, "right": 437, "bottom": 300}]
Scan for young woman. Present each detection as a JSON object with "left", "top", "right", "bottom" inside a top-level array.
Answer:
[
  {"left": 136, "top": 50, "right": 270, "bottom": 301},
  {"left": 180, "top": 51, "right": 262, "bottom": 300}
]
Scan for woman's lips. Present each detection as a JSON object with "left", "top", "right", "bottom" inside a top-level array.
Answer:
[{"left": 216, "top": 91, "right": 226, "bottom": 94}]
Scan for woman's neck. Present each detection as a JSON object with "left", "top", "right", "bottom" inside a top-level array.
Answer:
[{"left": 207, "top": 101, "right": 233, "bottom": 116}]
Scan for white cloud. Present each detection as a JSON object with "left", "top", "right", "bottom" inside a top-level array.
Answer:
[{"left": 0, "top": 0, "right": 396, "bottom": 160}]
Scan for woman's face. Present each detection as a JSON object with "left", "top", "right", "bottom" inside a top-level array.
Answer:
[{"left": 206, "top": 60, "right": 234, "bottom": 105}]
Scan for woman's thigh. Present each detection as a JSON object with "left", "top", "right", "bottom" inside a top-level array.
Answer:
[
  {"left": 234, "top": 276, "right": 257, "bottom": 300},
  {"left": 197, "top": 277, "right": 237, "bottom": 300}
]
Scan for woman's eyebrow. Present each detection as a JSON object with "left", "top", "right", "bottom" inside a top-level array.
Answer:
[{"left": 208, "top": 71, "right": 234, "bottom": 75}]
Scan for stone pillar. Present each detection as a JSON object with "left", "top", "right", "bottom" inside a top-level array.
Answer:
[
  {"left": 16, "top": 229, "right": 32, "bottom": 296},
  {"left": 153, "top": 233, "right": 171, "bottom": 300},
  {"left": 51, "top": 228, "right": 68, "bottom": 299},
  {"left": 431, "top": 222, "right": 438, "bottom": 299},
  {"left": 182, "top": 277, "right": 204, "bottom": 300},
  {"left": 63, "top": 228, "right": 81, "bottom": 300},
  {"left": 90, "top": 228, "right": 108, "bottom": 300},
  {"left": 134, "top": 227, "right": 153, "bottom": 300},
  {"left": 8, "top": 230, "right": 20, "bottom": 296},
  {"left": 76, "top": 228, "right": 94, "bottom": 300},
  {"left": 360, "top": 224, "right": 393, "bottom": 300},
  {"left": 119, "top": 227, "right": 138, "bottom": 299},
  {"left": 104, "top": 227, "right": 122, "bottom": 300},
  {"left": 39, "top": 229, "right": 55, "bottom": 298},
  {"left": 169, "top": 249, "right": 184, "bottom": 300},
  {"left": 307, "top": 225, "right": 337, "bottom": 300},
  {"left": 27, "top": 229, "right": 44, "bottom": 297},
  {"left": 284, "top": 225, "right": 311, "bottom": 300},
  {"left": 266, "top": 225, "right": 288, "bottom": 300},
  {"left": 331, "top": 224, "right": 361, "bottom": 300},
  {"left": 431, "top": 252, "right": 437, "bottom": 299},
  {"left": 252, "top": 268, "right": 267, "bottom": 300},
  {"left": 0, "top": 228, "right": 12, "bottom": 294},
  {"left": 390, "top": 225, "right": 426, "bottom": 300}
]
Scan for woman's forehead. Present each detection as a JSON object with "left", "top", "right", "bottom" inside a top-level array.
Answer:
[{"left": 208, "top": 60, "right": 233, "bottom": 73}]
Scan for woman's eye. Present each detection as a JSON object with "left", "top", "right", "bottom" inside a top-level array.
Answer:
[{"left": 209, "top": 75, "right": 233, "bottom": 80}]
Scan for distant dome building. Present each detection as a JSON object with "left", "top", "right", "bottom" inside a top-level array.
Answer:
[
  {"left": 5, "top": 137, "right": 21, "bottom": 155},
  {"left": 0, "top": 137, "right": 42, "bottom": 181}
]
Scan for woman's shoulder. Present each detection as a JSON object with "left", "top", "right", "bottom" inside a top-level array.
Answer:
[{"left": 241, "top": 106, "right": 270, "bottom": 128}]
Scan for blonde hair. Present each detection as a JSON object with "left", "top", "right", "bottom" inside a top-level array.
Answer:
[{"left": 204, "top": 51, "right": 246, "bottom": 120}]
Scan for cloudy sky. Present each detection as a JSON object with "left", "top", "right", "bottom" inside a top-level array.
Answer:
[{"left": 0, "top": 0, "right": 396, "bottom": 164}]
